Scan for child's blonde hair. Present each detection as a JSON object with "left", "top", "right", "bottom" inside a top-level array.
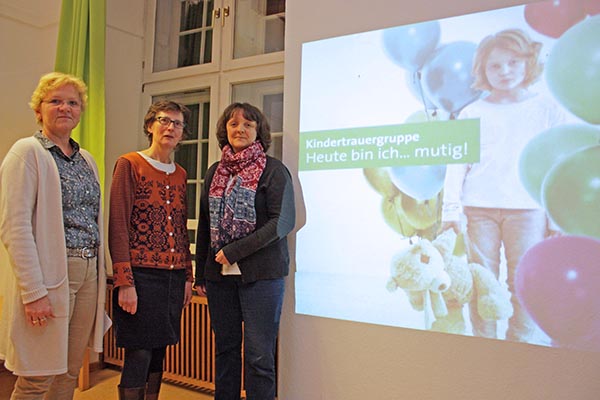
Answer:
[
  {"left": 471, "top": 29, "right": 542, "bottom": 91},
  {"left": 30, "top": 72, "right": 88, "bottom": 124}
]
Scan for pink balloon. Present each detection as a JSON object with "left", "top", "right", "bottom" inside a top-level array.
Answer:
[
  {"left": 524, "top": 0, "right": 586, "bottom": 38},
  {"left": 586, "top": 0, "right": 600, "bottom": 15},
  {"left": 515, "top": 236, "right": 600, "bottom": 351}
]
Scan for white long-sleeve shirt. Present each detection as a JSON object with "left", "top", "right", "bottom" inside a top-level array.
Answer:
[{"left": 442, "top": 94, "right": 566, "bottom": 221}]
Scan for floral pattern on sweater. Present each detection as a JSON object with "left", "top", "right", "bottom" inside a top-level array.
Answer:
[{"left": 109, "top": 152, "right": 193, "bottom": 288}]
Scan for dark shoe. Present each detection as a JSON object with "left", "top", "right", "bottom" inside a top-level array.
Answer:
[
  {"left": 145, "top": 372, "right": 163, "bottom": 400},
  {"left": 118, "top": 385, "right": 146, "bottom": 400}
]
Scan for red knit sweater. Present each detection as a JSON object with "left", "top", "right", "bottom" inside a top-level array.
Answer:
[{"left": 109, "top": 152, "right": 193, "bottom": 287}]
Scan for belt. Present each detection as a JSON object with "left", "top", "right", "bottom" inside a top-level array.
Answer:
[{"left": 66, "top": 246, "right": 98, "bottom": 259}]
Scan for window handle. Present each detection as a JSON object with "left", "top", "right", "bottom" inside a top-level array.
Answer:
[
  {"left": 212, "top": 8, "right": 220, "bottom": 27},
  {"left": 222, "top": 6, "right": 230, "bottom": 27}
]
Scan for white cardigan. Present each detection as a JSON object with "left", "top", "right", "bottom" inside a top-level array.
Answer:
[{"left": 0, "top": 135, "right": 107, "bottom": 376}]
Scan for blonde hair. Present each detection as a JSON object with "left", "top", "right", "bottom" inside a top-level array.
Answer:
[
  {"left": 472, "top": 29, "right": 543, "bottom": 91},
  {"left": 30, "top": 72, "right": 88, "bottom": 124}
]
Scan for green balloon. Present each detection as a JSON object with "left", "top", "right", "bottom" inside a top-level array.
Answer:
[
  {"left": 519, "top": 124, "right": 600, "bottom": 203},
  {"left": 546, "top": 16, "right": 600, "bottom": 124},
  {"left": 542, "top": 145, "right": 600, "bottom": 239}
]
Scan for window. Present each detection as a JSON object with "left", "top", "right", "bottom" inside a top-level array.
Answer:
[
  {"left": 145, "top": 1, "right": 285, "bottom": 253},
  {"left": 232, "top": 79, "right": 284, "bottom": 158},
  {"left": 150, "top": 0, "right": 285, "bottom": 74},
  {"left": 233, "top": 0, "right": 285, "bottom": 59},
  {"left": 153, "top": 0, "right": 215, "bottom": 72}
]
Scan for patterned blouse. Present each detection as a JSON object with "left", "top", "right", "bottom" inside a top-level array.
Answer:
[
  {"left": 35, "top": 131, "right": 100, "bottom": 249},
  {"left": 108, "top": 152, "right": 193, "bottom": 287}
]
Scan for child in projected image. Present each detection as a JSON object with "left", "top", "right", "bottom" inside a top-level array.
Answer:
[{"left": 441, "top": 29, "right": 566, "bottom": 343}]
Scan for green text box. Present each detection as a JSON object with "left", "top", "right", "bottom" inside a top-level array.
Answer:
[{"left": 299, "top": 119, "right": 480, "bottom": 171}]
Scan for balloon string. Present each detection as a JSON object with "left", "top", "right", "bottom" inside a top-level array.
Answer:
[{"left": 415, "top": 70, "right": 434, "bottom": 122}]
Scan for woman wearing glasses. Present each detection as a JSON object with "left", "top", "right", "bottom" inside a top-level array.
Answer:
[
  {"left": 0, "top": 72, "right": 106, "bottom": 400},
  {"left": 108, "top": 100, "right": 194, "bottom": 400}
]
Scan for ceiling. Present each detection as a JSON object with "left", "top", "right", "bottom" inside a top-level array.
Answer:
[{"left": 0, "top": 0, "right": 61, "bottom": 28}]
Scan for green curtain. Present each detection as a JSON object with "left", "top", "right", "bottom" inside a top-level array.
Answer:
[{"left": 55, "top": 0, "right": 106, "bottom": 188}]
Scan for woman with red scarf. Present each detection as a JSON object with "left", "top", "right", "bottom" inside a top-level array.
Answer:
[{"left": 195, "top": 103, "right": 295, "bottom": 400}]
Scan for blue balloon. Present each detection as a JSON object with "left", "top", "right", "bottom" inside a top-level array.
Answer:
[
  {"left": 382, "top": 21, "right": 441, "bottom": 72},
  {"left": 421, "top": 41, "right": 482, "bottom": 114},
  {"left": 388, "top": 165, "right": 446, "bottom": 201},
  {"left": 406, "top": 70, "right": 437, "bottom": 110}
]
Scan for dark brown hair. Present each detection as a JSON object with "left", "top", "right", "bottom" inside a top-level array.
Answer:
[
  {"left": 143, "top": 100, "right": 191, "bottom": 145},
  {"left": 215, "top": 102, "right": 271, "bottom": 151}
]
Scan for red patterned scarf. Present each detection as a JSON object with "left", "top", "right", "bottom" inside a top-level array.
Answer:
[{"left": 208, "top": 141, "right": 266, "bottom": 251}]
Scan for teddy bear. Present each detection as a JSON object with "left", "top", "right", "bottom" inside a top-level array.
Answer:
[{"left": 386, "top": 229, "right": 513, "bottom": 335}]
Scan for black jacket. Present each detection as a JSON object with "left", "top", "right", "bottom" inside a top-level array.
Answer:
[{"left": 195, "top": 156, "right": 295, "bottom": 284}]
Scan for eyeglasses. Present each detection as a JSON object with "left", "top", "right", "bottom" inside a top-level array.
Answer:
[
  {"left": 43, "top": 99, "right": 81, "bottom": 109},
  {"left": 156, "top": 116, "right": 186, "bottom": 130}
]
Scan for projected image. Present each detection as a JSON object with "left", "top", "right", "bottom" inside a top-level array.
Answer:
[{"left": 296, "top": 0, "right": 600, "bottom": 351}]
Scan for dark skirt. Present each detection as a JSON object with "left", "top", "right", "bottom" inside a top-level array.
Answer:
[{"left": 113, "top": 267, "right": 186, "bottom": 349}]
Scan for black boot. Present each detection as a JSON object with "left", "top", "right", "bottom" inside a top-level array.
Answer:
[
  {"left": 118, "top": 385, "right": 146, "bottom": 400},
  {"left": 145, "top": 372, "right": 163, "bottom": 400}
]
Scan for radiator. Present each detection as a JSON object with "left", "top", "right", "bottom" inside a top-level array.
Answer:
[{"left": 104, "top": 285, "right": 217, "bottom": 391}]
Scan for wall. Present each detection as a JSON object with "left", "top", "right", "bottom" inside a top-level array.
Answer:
[
  {"left": 0, "top": 0, "right": 145, "bottom": 164},
  {"left": 279, "top": 0, "right": 600, "bottom": 399},
  {"left": 0, "top": 0, "right": 145, "bottom": 363},
  {"left": 104, "top": 0, "right": 146, "bottom": 190},
  {"left": 3, "top": 1, "right": 600, "bottom": 398},
  {"left": 0, "top": 1, "right": 60, "bottom": 159},
  {"left": 0, "top": 0, "right": 145, "bottom": 258}
]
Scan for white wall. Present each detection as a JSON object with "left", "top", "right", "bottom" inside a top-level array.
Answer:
[
  {"left": 0, "top": 0, "right": 145, "bottom": 360},
  {"left": 103, "top": 0, "right": 146, "bottom": 274},
  {"left": 0, "top": 0, "right": 145, "bottom": 272},
  {"left": 0, "top": 0, "right": 145, "bottom": 217},
  {"left": 0, "top": 1, "right": 60, "bottom": 159},
  {"left": 280, "top": 1, "right": 600, "bottom": 399},
  {"left": 0, "top": 0, "right": 144, "bottom": 168},
  {"left": 105, "top": 0, "right": 147, "bottom": 165},
  {"left": 4, "top": 1, "right": 600, "bottom": 398}
]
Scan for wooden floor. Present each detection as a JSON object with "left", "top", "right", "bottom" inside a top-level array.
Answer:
[{"left": 0, "top": 365, "right": 214, "bottom": 400}]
